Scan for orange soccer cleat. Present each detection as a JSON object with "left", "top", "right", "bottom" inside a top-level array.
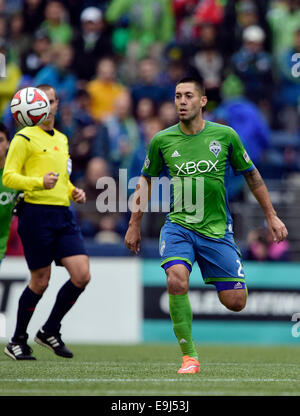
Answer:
[{"left": 177, "top": 355, "right": 200, "bottom": 374}]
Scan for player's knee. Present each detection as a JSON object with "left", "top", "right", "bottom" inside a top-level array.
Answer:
[
  {"left": 30, "top": 271, "right": 50, "bottom": 295},
  {"left": 227, "top": 301, "right": 245, "bottom": 312},
  {"left": 71, "top": 269, "right": 91, "bottom": 289},
  {"left": 219, "top": 290, "right": 247, "bottom": 312},
  {"left": 166, "top": 271, "right": 188, "bottom": 295},
  {"left": 225, "top": 296, "right": 246, "bottom": 312}
]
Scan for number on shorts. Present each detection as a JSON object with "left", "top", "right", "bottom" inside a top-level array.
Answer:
[{"left": 236, "top": 259, "right": 245, "bottom": 277}]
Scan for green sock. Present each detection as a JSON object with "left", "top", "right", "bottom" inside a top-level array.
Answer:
[{"left": 169, "top": 293, "right": 198, "bottom": 359}]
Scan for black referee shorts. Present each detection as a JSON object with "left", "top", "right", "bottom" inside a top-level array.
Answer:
[{"left": 18, "top": 203, "right": 87, "bottom": 270}]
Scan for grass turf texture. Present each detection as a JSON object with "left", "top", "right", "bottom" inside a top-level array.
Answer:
[{"left": 0, "top": 343, "right": 300, "bottom": 396}]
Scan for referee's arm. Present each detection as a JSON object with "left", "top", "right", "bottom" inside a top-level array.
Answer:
[{"left": 2, "top": 135, "right": 44, "bottom": 191}]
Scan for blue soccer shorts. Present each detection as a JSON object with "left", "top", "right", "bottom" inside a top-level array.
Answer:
[
  {"left": 159, "top": 220, "right": 246, "bottom": 292},
  {"left": 18, "top": 203, "right": 87, "bottom": 270}
]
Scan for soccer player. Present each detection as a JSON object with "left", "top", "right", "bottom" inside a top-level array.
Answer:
[
  {"left": 3, "top": 84, "right": 90, "bottom": 360},
  {"left": 0, "top": 122, "right": 17, "bottom": 266},
  {"left": 124, "top": 77, "right": 288, "bottom": 374}
]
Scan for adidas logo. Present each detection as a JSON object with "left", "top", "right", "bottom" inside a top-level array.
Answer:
[
  {"left": 46, "top": 336, "right": 60, "bottom": 348},
  {"left": 234, "top": 282, "right": 243, "bottom": 289},
  {"left": 171, "top": 150, "right": 181, "bottom": 157},
  {"left": 179, "top": 338, "right": 188, "bottom": 344},
  {"left": 12, "top": 345, "right": 22, "bottom": 356}
]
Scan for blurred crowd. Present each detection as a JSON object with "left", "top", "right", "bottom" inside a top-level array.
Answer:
[{"left": 0, "top": 0, "right": 300, "bottom": 248}]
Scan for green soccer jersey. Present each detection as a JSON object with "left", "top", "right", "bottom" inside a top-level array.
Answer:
[
  {"left": 141, "top": 121, "right": 254, "bottom": 239},
  {"left": 0, "top": 168, "right": 17, "bottom": 261}
]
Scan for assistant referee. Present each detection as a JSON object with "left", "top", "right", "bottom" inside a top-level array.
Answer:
[{"left": 3, "top": 84, "right": 90, "bottom": 360}]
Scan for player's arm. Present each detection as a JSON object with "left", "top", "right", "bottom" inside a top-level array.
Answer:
[
  {"left": 125, "top": 175, "right": 152, "bottom": 254},
  {"left": 244, "top": 167, "right": 288, "bottom": 243}
]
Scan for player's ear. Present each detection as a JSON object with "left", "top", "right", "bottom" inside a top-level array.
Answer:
[{"left": 200, "top": 95, "right": 207, "bottom": 108}]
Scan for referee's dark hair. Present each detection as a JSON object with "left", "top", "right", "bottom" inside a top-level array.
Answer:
[
  {"left": 36, "top": 84, "right": 58, "bottom": 100},
  {"left": 176, "top": 77, "right": 206, "bottom": 96},
  {"left": 0, "top": 122, "right": 10, "bottom": 141}
]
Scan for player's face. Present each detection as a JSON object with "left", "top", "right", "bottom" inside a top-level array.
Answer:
[{"left": 175, "top": 83, "right": 207, "bottom": 122}]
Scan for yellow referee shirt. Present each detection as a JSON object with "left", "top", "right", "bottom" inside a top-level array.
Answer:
[{"left": 3, "top": 126, "right": 75, "bottom": 206}]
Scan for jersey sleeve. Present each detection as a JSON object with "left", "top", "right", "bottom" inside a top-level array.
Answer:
[
  {"left": 141, "top": 134, "right": 164, "bottom": 178},
  {"left": 229, "top": 128, "right": 255, "bottom": 175},
  {"left": 2, "top": 134, "right": 44, "bottom": 191}
]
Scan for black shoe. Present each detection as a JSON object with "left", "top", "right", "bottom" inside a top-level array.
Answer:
[
  {"left": 4, "top": 335, "right": 36, "bottom": 360},
  {"left": 34, "top": 329, "right": 73, "bottom": 358}
]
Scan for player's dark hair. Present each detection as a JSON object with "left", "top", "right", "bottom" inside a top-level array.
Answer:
[
  {"left": 176, "top": 77, "right": 206, "bottom": 96},
  {"left": 36, "top": 84, "right": 58, "bottom": 100},
  {"left": 0, "top": 122, "right": 10, "bottom": 141}
]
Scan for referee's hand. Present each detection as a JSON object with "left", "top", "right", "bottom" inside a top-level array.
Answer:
[
  {"left": 72, "top": 187, "right": 86, "bottom": 204},
  {"left": 44, "top": 172, "right": 59, "bottom": 189}
]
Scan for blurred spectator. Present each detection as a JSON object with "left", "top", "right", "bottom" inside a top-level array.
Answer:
[
  {"left": 215, "top": 73, "right": 270, "bottom": 165},
  {"left": 135, "top": 97, "right": 156, "bottom": 124},
  {"left": 134, "top": 97, "right": 156, "bottom": 140},
  {"left": 267, "top": 0, "right": 300, "bottom": 58},
  {"left": 131, "top": 57, "right": 168, "bottom": 109},
  {"left": 230, "top": 25, "right": 273, "bottom": 111},
  {"left": 0, "top": 40, "right": 22, "bottom": 117},
  {"left": 22, "top": 0, "right": 46, "bottom": 35},
  {"left": 189, "top": 24, "right": 224, "bottom": 108},
  {"left": 20, "top": 29, "right": 51, "bottom": 78},
  {"left": 75, "top": 157, "right": 122, "bottom": 242},
  {"left": 33, "top": 43, "right": 77, "bottom": 103},
  {"left": 67, "top": 90, "right": 110, "bottom": 181},
  {"left": 158, "top": 101, "right": 178, "bottom": 129},
  {"left": 275, "top": 27, "right": 300, "bottom": 133},
  {"left": 39, "top": 0, "right": 73, "bottom": 44},
  {"left": 7, "top": 13, "right": 31, "bottom": 65},
  {"left": 172, "top": 0, "right": 198, "bottom": 42},
  {"left": 0, "top": 13, "right": 6, "bottom": 41},
  {"left": 0, "top": 0, "right": 23, "bottom": 17},
  {"left": 193, "top": 0, "right": 224, "bottom": 35},
  {"left": 87, "top": 56, "right": 127, "bottom": 122},
  {"left": 72, "top": 6, "right": 113, "bottom": 81},
  {"left": 129, "top": 116, "right": 167, "bottom": 237},
  {"left": 105, "top": 92, "right": 140, "bottom": 178},
  {"left": 191, "top": 21, "right": 221, "bottom": 54},
  {"left": 244, "top": 227, "right": 291, "bottom": 261},
  {"left": 64, "top": 89, "right": 110, "bottom": 181},
  {"left": 213, "top": 73, "right": 270, "bottom": 199},
  {"left": 129, "top": 117, "right": 164, "bottom": 180},
  {"left": 70, "top": 122, "right": 110, "bottom": 183},
  {"left": 106, "top": 0, "right": 174, "bottom": 73},
  {"left": 158, "top": 57, "right": 188, "bottom": 101},
  {"left": 220, "top": 0, "right": 270, "bottom": 58}
]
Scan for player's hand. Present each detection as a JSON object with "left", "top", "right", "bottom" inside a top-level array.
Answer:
[
  {"left": 124, "top": 225, "right": 141, "bottom": 254},
  {"left": 72, "top": 187, "right": 86, "bottom": 204},
  {"left": 44, "top": 172, "right": 59, "bottom": 189},
  {"left": 267, "top": 215, "right": 288, "bottom": 243}
]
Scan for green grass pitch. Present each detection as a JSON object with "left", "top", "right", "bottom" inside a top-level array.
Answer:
[{"left": 0, "top": 343, "right": 300, "bottom": 396}]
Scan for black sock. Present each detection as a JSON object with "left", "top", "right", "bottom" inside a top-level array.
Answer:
[
  {"left": 12, "top": 286, "right": 42, "bottom": 341},
  {"left": 42, "top": 279, "right": 84, "bottom": 334}
]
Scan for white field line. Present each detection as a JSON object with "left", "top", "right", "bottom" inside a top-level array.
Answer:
[
  {"left": 1, "top": 388, "right": 299, "bottom": 396},
  {"left": 2, "top": 361, "right": 300, "bottom": 367},
  {"left": 1, "top": 377, "right": 300, "bottom": 383}
]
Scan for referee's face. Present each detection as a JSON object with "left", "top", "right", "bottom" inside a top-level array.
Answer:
[
  {"left": 43, "top": 88, "right": 59, "bottom": 125},
  {"left": 175, "top": 83, "right": 206, "bottom": 122}
]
